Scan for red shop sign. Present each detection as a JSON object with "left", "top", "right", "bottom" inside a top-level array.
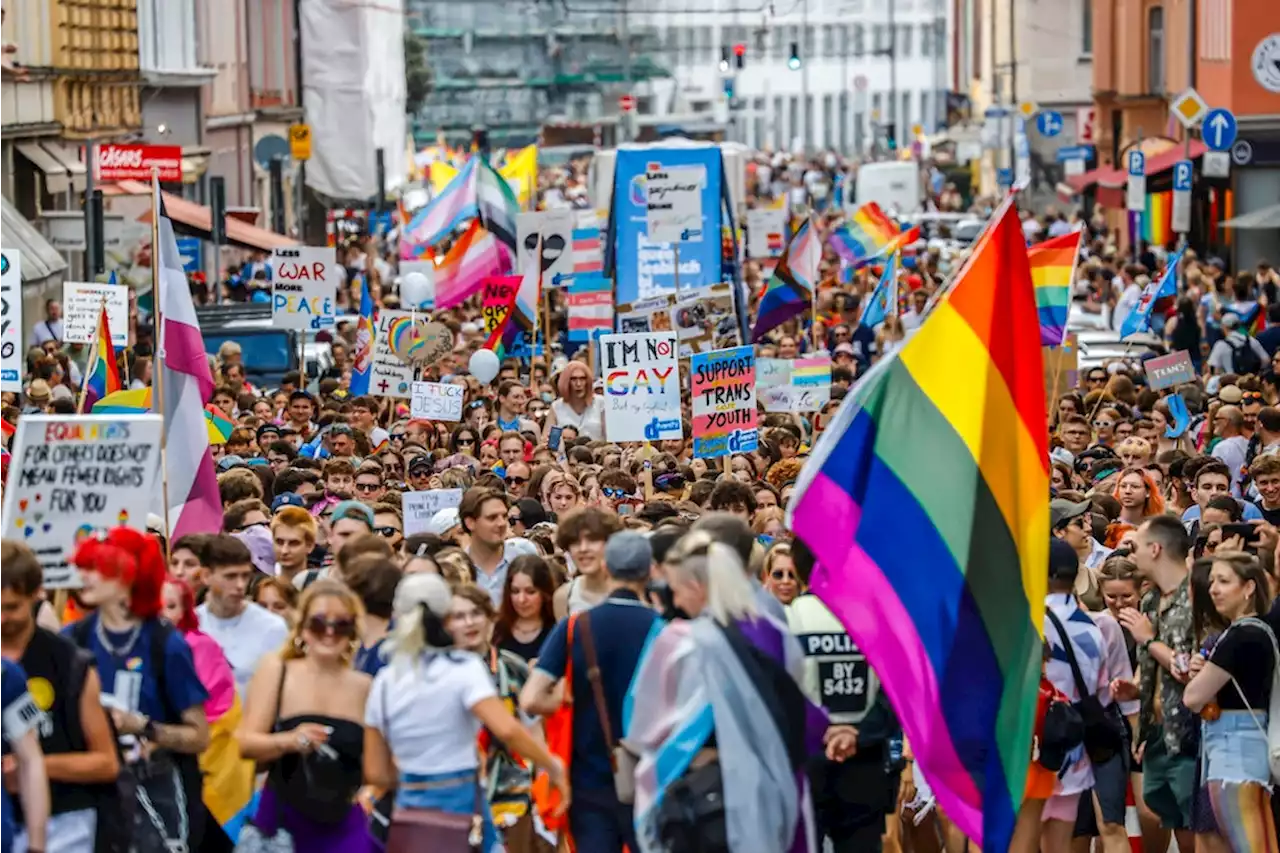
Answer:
[{"left": 95, "top": 144, "right": 183, "bottom": 182}]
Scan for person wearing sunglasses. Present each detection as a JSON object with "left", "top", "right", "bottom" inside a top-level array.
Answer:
[
  {"left": 224, "top": 497, "right": 271, "bottom": 534},
  {"left": 236, "top": 580, "right": 372, "bottom": 851},
  {"left": 595, "top": 469, "right": 639, "bottom": 514},
  {"left": 504, "top": 460, "right": 532, "bottom": 500},
  {"left": 371, "top": 503, "right": 404, "bottom": 554},
  {"left": 451, "top": 424, "right": 480, "bottom": 457},
  {"left": 761, "top": 541, "right": 802, "bottom": 605},
  {"left": 353, "top": 463, "right": 386, "bottom": 504}
]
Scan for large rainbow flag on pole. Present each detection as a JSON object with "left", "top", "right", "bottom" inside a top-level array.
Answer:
[
  {"left": 1028, "top": 230, "right": 1083, "bottom": 346},
  {"left": 787, "top": 198, "right": 1048, "bottom": 852}
]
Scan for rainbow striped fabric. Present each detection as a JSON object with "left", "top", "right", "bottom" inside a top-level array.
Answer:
[
  {"left": 829, "top": 202, "right": 901, "bottom": 266},
  {"left": 1028, "top": 230, "right": 1083, "bottom": 347},
  {"left": 752, "top": 219, "right": 821, "bottom": 342},
  {"left": 788, "top": 200, "right": 1048, "bottom": 853},
  {"left": 82, "top": 305, "right": 122, "bottom": 408},
  {"left": 486, "top": 235, "right": 542, "bottom": 359},
  {"left": 434, "top": 220, "right": 511, "bottom": 310}
]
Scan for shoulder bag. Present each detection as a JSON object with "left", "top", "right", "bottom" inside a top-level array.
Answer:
[
  {"left": 1045, "top": 608, "right": 1127, "bottom": 765},
  {"left": 1219, "top": 616, "right": 1280, "bottom": 783},
  {"left": 578, "top": 611, "right": 638, "bottom": 805}
]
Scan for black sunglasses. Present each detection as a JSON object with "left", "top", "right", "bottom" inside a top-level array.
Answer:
[
  {"left": 506, "top": 475, "right": 529, "bottom": 486},
  {"left": 305, "top": 615, "right": 357, "bottom": 639},
  {"left": 355, "top": 482, "right": 381, "bottom": 493},
  {"left": 375, "top": 525, "right": 401, "bottom": 538}
]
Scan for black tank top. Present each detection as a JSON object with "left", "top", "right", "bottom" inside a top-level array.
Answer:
[{"left": 270, "top": 715, "right": 364, "bottom": 823}]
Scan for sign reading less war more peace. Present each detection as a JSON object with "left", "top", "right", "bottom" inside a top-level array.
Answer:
[
  {"left": 599, "top": 332, "right": 683, "bottom": 443},
  {"left": 691, "top": 346, "right": 758, "bottom": 459},
  {"left": 272, "top": 247, "right": 337, "bottom": 330},
  {"left": 1, "top": 415, "right": 162, "bottom": 589}
]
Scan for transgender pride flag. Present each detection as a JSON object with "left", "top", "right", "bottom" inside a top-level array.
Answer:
[
  {"left": 400, "top": 159, "right": 480, "bottom": 259},
  {"left": 152, "top": 178, "right": 221, "bottom": 539}
]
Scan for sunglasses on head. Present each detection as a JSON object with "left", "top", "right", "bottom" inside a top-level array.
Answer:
[{"left": 305, "top": 615, "right": 357, "bottom": 639}]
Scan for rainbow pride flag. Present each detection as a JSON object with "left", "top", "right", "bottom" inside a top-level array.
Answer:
[
  {"left": 81, "top": 305, "right": 122, "bottom": 410},
  {"left": 788, "top": 199, "right": 1048, "bottom": 852},
  {"left": 752, "top": 219, "right": 821, "bottom": 342},
  {"left": 829, "top": 202, "right": 901, "bottom": 266},
  {"left": 486, "top": 235, "right": 541, "bottom": 360},
  {"left": 1028, "top": 230, "right": 1083, "bottom": 347}
]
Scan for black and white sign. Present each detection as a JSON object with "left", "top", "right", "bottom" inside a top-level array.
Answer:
[
  {"left": 63, "top": 282, "right": 128, "bottom": 347},
  {"left": 410, "top": 381, "right": 465, "bottom": 421},
  {"left": 403, "top": 489, "right": 463, "bottom": 536},
  {"left": 516, "top": 210, "right": 575, "bottom": 285},
  {"left": 645, "top": 165, "right": 704, "bottom": 244},
  {"left": 1, "top": 251, "right": 21, "bottom": 392}
]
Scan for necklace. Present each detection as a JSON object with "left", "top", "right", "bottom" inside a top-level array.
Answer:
[{"left": 95, "top": 616, "right": 142, "bottom": 658}]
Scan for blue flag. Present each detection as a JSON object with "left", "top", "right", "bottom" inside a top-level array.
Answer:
[
  {"left": 1165, "top": 393, "right": 1190, "bottom": 438},
  {"left": 1119, "top": 250, "right": 1182, "bottom": 338},
  {"left": 858, "top": 251, "right": 899, "bottom": 330},
  {"left": 349, "top": 276, "right": 375, "bottom": 396}
]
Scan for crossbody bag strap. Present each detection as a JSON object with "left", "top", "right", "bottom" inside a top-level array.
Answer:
[
  {"left": 577, "top": 612, "right": 618, "bottom": 763},
  {"left": 1045, "top": 607, "right": 1092, "bottom": 701},
  {"left": 1221, "top": 616, "right": 1279, "bottom": 739}
]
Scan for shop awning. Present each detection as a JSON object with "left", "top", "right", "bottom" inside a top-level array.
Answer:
[
  {"left": 103, "top": 180, "right": 299, "bottom": 252},
  {"left": 0, "top": 196, "right": 68, "bottom": 283},
  {"left": 15, "top": 141, "right": 87, "bottom": 195},
  {"left": 1067, "top": 141, "right": 1208, "bottom": 193},
  {"left": 1219, "top": 202, "right": 1280, "bottom": 230}
]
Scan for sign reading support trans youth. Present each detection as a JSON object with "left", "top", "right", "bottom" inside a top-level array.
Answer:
[
  {"left": 691, "top": 346, "right": 758, "bottom": 458},
  {"left": 612, "top": 147, "right": 724, "bottom": 304},
  {"left": 645, "top": 163, "right": 704, "bottom": 244},
  {"left": 272, "top": 247, "right": 337, "bottom": 330},
  {"left": 1144, "top": 350, "right": 1196, "bottom": 391},
  {"left": 1, "top": 415, "right": 162, "bottom": 589},
  {"left": 599, "top": 332, "right": 682, "bottom": 443}
]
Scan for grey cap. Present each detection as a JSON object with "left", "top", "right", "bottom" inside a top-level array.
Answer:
[
  {"left": 605, "top": 530, "right": 653, "bottom": 582},
  {"left": 1050, "top": 498, "right": 1091, "bottom": 529}
]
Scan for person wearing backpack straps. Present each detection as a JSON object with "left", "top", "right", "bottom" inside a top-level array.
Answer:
[{"left": 1182, "top": 551, "right": 1278, "bottom": 851}]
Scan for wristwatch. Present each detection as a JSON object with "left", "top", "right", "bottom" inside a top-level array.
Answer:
[
  {"left": 1140, "top": 638, "right": 1155, "bottom": 653},
  {"left": 140, "top": 717, "right": 158, "bottom": 741}
]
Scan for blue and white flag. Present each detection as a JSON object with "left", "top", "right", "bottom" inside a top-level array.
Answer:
[{"left": 1119, "top": 250, "right": 1182, "bottom": 339}]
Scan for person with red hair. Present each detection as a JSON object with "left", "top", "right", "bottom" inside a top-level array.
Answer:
[
  {"left": 1112, "top": 466, "right": 1165, "bottom": 525},
  {"left": 545, "top": 359, "right": 605, "bottom": 441},
  {"left": 64, "top": 526, "right": 212, "bottom": 850}
]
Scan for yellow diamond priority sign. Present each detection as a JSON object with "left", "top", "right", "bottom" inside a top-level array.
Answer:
[{"left": 1170, "top": 88, "right": 1208, "bottom": 129}]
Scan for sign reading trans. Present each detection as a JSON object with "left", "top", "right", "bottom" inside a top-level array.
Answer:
[
  {"left": 1202, "top": 108, "right": 1238, "bottom": 152},
  {"left": 645, "top": 164, "right": 704, "bottom": 244}
]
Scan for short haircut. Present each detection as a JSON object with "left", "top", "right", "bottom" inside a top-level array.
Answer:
[
  {"left": 708, "top": 479, "right": 758, "bottom": 514},
  {"left": 201, "top": 534, "right": 254, "bottom": 572},
  {"left": 344, "top": 554, "right": 401, "bottom": 619},
  {"left": 274, "top": 467, "right": 319, "bottom": 495},
  {"left": 266, "top": 440, "right": 297, "bottom": 460},
  {"left": 224, "top": 498, "right": 270, "bottom": 533},
  {"left": 1194, "top": 459, "right": 1231, "bottom": 487},
  {"left": 1142, "top": 514, "right": 1191, "bottom": 561},
  {"left": 172, "top": 533, "right": 212, "bottom": 559},
  {"left": 370, "top": 502, "right": 403, "bottom": 523},
  {"left": 1249, "top": 454, "right": 1280, "bottom": 479},
  {"left": 1257, "top": 406, "right": 1280, "bottom": 434},
  {"left": 555, "top": 506, "right": 622, "bottom": 550},
  {"left": 497, "top": 380, "right": 524, "bottom": 399},
  {"left": 1205, "top": 494, "right": 1243, "bottom": 521},
  {"left": 0, "top": 539, "right": 43, "bottom": 595},
  {"left": 499, "top": 430, "right": 524, "bottom": 447},
  {"left": 271, "top": 506, "right": 318, "bottom": 542},
  {"left": 218, "top": 468, "right": 264, "bottom": 505},
  {"left": 598, "top": 468, "right": 637, "bottom": 494},
  {"left": 322, "top": 458, "right": 355, "bottom": 478},
  {"left": 458, "top": 487, "right": 510, "bottom": 531},
  {"left": 336, "top": 534, "right": 393, "bottom": 578}
]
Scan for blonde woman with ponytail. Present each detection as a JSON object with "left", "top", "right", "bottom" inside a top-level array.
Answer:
[{"left": 363, "top": 573, "right": 569, "bottom": 852}]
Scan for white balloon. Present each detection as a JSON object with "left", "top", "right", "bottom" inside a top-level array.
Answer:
[
  {"left": 469, "top": 348, "right": 500, "bottom": 385},
  {"left": 399, "top": 270, "right": 434, "bottom": 310}
]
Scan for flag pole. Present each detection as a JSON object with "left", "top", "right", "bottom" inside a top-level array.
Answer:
[
  {"left": 75, "top": 301, "right": 104, "bottom": 415},
  {"left": 151, "top": 170, "right": 173, "bottom": 554},
  {"left": 542, "top": 282, "right": 552, "bottom": 386},
  {"left": 809, "top": 215, "right": 820, "bottom": 354}
]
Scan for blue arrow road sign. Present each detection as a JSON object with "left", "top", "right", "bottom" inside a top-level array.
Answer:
[
  {"left": 1173, "top": 160, "right": 1193, "bottom": 192},
  {"left": 1056, "top": 145, "right": 1095, "bottom": 162},
  {"left": 1035, "top": 110, "right": 1064, "bottom": 137},
  {"left": 1202, "top": 108, "right": 1237, "bottom": 152},
  {"left": 175, "top": 237, "right": 202, "bottom": 274},
  {"left": 996, "top": 167, "right": 1014, "bottom": 186},
  {"left": 1127, "top": 150, "right": 1146, "bottom": 176}
]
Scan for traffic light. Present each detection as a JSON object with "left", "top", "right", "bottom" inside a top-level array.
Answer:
[
  {"left": 883, "top": 123, "right": 897, "bottom": 150},
  {"left": 788, "top": 41, "right": 800, "bottom": 70},
  {"left": 733, "top": 42, "right": 746, "bottom": 69},
  {"left": 719, "top": 46, "right": 730, "bottom": 72}
]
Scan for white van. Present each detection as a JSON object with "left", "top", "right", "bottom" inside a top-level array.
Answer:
[{"left": 849, "top": 161, "right": 923, "bottom": 216}]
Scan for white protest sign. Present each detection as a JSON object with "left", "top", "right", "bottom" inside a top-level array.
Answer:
[
  {"left": 369, "top": 309, "right": 415, "bottom": 398},
  {"left": 1, "top": 250, "right": 21, "bottom": 391},
  {"left": 1, "top": 415, "right": 162, "bottom": 588},
  {"left": 645, "top": 164, "right": 704, "bottom": 244},
  {"left": 410, "top": 381, "right": 465, "bottom": 421},
  {"left": 598, "top": 332, "right": 682, "bottom": 442},
  {"left": 516, "top": 209, "right": 575, "bottom": 286},
  {"left": 746, "top": 207, "right": 788, "bottom": 258},
  {"left": 272, "top": 247, "right": 337, "bottom": 330},
  {"left": 756, "top": 357, "right": 793, "bottom": 389},
  {"left": 62, "top": 282, "right": 128, "bottom": 347},
  {"left": 403, "top": 489, "right": 464, "bottom": 537},
  {"left": 761, "top": 357, "right": 831, "bottom": 412}
]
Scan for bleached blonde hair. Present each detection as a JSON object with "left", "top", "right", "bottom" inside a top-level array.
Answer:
[
  {"left": 669, "top": 530, "right": 759, "bottom": 625},
  {"left": 385, "top": 572, "right": 456, "bottom": 672}
]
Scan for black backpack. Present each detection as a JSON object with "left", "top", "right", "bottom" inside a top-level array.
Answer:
[
  {"left": 1229, "top": 336, "right": 1263, "bottom": 376},
  {"left": 1044, "top": 609, "right": 1129, "bottom": 765}
]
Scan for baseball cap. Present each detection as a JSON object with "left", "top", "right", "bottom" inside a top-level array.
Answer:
[
  {"left": 605, "top": 530, "right": 653, "bottom": 582},
  {"left": 408, "top": 455, "right": 433, "bottom": 474},
  {"left": 424, "top": 508, "right": 460, "bottom": 537},
  {"left": 1050, "top": 498, "right": 1091, "bottom": 529},
  {"left": 217, "top": 455, "right": 248, "bottom": 472},
  {"left": 257, "top": 423, "right": 282, "bottom": 442},
  {"left": 1217, "top": 384, "right": 1243, "bottom": 405},
  {"left": 1048, "top": 538, "right": 1080, "bottom": 583},
  {"left": 271, "top": 492, "right": 307, "bottom": 512},
  {"left": 331, "top": 500, "right": 375, "bottom": 529}
]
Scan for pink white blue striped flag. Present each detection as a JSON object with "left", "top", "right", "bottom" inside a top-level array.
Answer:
[
  {"left": 567, "top": 273, "right": 613, "bottom": 342},
  {"left": 152, "top": 178, "right": 221, "bottom": 539},
  {"left": 434, "top": 220, "right": 512, "bottom": 310},
  {"left": 400, "top": 159, "right": 480, "bottom": 259},
  {"left": 572, "top": 211, "right": 603, "bottom": 275}
]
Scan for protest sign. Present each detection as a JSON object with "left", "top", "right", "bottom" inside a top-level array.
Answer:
[
  {"left": 1, "top": 415, "right": 162, "bottom": 588},
  {"left": 670, "top": 283, "right": 740, "bottom": 355},
  {"left": 517, "top": 210, "right": 574, "bottom": 285},
  {"left": 691, "top": 346, "right": 758, "bottom": 458},
  {"left": 410, "top": 381, "right": 465, "bottom": 421},
  {"left": 567, "top": 274, "right": 613, "bottom": 342},
  {"left": 600, "top": 332, "right": 682, "bottom": 442},
  {"left": 761, "top": 357, "right": 831, "bottom": 412},
  {"left": 1144, "top": 350, "right": 1196, "bottom": 391},
  {"left": 746, "top": 208, "right": 788, "bottom": 258},
  {"left": 62, "top": 282, "right": 128, "bottom": 347},
  {"left": 617, "top": 294, "right": 675, "bottom": 334},
  {"left": 403, "top": 489, "right": 463, "bottom": 536},
  {"left": 369, "top": 310, "right": 415, "bottom": 398},
  {"left": 756, "top": 357, "right": 793, "bottom": 388},
  {"left": 645, "top": 164, "right": 704, "bottom": 244},
  {"left": 272, "top": 247, "right": 337, "bottom": 330},
  {"left": 481, "top": 276, "right": 518, "bottom": 336},
  {"left": 1, "top": 251, "right": 21, "bottom": 392}
]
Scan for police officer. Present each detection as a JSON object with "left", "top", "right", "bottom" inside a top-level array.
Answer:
[{"left": 786, "top": 538, "right": 905, "bottom": 853}]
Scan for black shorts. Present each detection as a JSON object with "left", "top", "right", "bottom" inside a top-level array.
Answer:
[{"left": 1072, "top": 752, "right": 1130, "bottom": 836}]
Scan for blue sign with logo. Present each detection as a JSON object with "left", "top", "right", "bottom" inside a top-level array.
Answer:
[
  {"left": 1173, "top": 160, "right": 1194, "bottom": 192},
  {"left": 612, "top": 146, "right": 724, "bottom": 304},
  {"left": 1127, "top": 150, "right": 1146, "bottom": 176},
  {"left": 996, "top": 168, "right": 1014, "bottom": 187},
  {"left": 1202, "top": 108, "right": 1237, "bottom": 152},
  {"left": 175, "top": 237, "right": 202, "bottom": 274},
  {"left": 1056, "top": 145, "right": 1095, "bottom": 162},
  {"left": 1035, "top": 110, "right": 1064, "bottom": 138}
]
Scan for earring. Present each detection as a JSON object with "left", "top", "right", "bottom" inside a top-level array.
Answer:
[{"left": 293, "top": 636, "right": 306, "bottom": 652}]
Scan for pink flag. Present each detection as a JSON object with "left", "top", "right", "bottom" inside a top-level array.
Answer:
[
  {"left": 434, "top": 220, "right": 511, "bottom": 309},
  {"left": 153, "top": 178, "right": 222, "bottom": 539}
]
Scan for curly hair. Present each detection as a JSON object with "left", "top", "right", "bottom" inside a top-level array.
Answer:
[{"left": 765, "top": 458, "right": 804, "bottom": 491}]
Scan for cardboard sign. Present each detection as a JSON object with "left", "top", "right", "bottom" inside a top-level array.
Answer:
[
  {"left": 517, "top": 210, "right": 575, "bottom": 285},
  {"left": 410, "top": 381, "right": 465, "bottom": 421},
  {"left": 1, "top": 251, "right": 21, "bottom": 391},
  {"left": 403, "top": 489, "right": 464, "bottom": 537},
  {"left": 691, "top": 346, "right": 758, "bottom": 458},
  {"left": 761, "top": 357, "right": 831, "bottom": 412},
  {"left": 272, "top": 247, "right": 337, "bottom": 330},
  {"left": 617, "top": 294, "right": 675, "bottom": 335},
  {"left": 369, "top": 310, "right": 416, "bottom": 398},
  {"left": 670, "top": 283, "right": 740, "bottom": 356},
  {"left": 62, "top": 282, "right": 128, "bottom": 347},
  {"left": 746, "top": 208, "right": 788, "bottom": 258},
  {"left": 1, "top": 415, "right": 163, "bottom": 588},
  {"left": 599, "top": 332, "right": 682, "bottom": 442},
  {"left": 1144, "top": 350, "right": 1196, "bottom": 390},
  {"left": 481, "top": 276, "right": 518, "bottom": 335},
  {"left": 645, "top": 164, "right": 704, "bottom": 244}
]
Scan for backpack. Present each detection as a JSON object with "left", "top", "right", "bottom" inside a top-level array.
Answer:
[
  {"left": 1228, "top": 336, "right": 1263, "bottom": 376},
  {"left": 1222, "top": 616, "right": 1280, "bottom": 782}
]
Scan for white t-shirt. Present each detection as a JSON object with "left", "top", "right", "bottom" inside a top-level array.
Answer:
[
  {"left": 551, "top": 396, "right": 605, "bottom": 440},
  {"left": 195, "top": 602, "right": 289, "bottom": 694},
  {"left": 365, "top": 652, "right": 497, "bottom": 775}
]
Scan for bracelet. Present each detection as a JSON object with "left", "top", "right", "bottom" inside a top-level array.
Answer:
[{"left": 1140, "top": 638, "right": 1155, "bottom": 652}]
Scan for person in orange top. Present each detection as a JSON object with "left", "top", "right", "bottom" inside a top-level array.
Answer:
[{"left": 1011, "top": 655, "right": 1073, "bottom": 853}]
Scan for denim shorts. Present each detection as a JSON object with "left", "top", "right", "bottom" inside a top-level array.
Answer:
[
  {"left": 1202, "top": 711, "right": 1272, "bottom": 788},
  {"left": 396, "top": 769, "right": 500, "bottom": 853}
]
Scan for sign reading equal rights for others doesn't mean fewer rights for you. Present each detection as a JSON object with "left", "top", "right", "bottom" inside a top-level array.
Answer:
[
  {"left": 1, "top": 415, "right": 163, "bottom": 589},
  {"left": 599, "top": 332, "right": 683, "bottom": 443},
  {"left": 273, "top": 247, "right": 337, "bottom": 331}
]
